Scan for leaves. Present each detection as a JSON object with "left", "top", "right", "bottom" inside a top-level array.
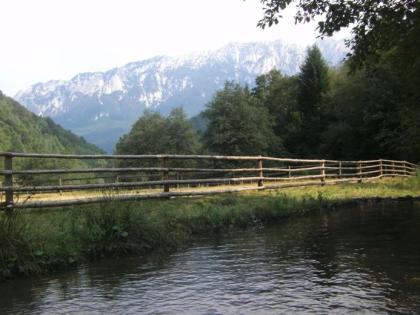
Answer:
[
  {"left": 115, "top": 107, "right": 200, "bottom": 156},
  {"left": 203, "top": 82, "right": 279, "bottom": 156},
  {"left": 0, "top": 92, "right": 102, "bottom": 155},
  {"left": 257, "top": 0, "right": 420, "bottom": 71}
]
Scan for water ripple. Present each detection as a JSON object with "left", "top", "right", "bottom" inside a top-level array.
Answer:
[{"left": 1, "top": 202, "right": 420, "bottom": 314}]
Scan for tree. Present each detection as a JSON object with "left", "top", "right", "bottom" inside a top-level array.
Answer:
[
  {"left": 253, "top": 69, "right": 297, "bottom": 155},
  {"left": 291, "top": 46, "right": 329, "bottom": 157},
  {"left": 257, "top": 0, "right": 420, "bottom": 70},
  {"left": 320, "top": 63, "right": 420, "bottom": 161},
  {"left": 115, "top": 108, "right": 199, "bottom": 155},
  {"left": 115, "top": 110, "right": 169, "bottom": 155},
  {"left": 166, "top": 108, "right": 200, "bottom": 154},
  {"left": 0, "top": 92, "right": 103, "bottom": 184},
  {"left": 203, "top": 82, "right": 279, "bottom": 156},
  {"left": 257, "top": 0, "right": 420, "bottom": 162},
  {"left": 297, "top": 46, "right": 329, "bottom": 115}
]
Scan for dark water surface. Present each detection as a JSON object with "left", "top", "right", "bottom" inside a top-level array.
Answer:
[{"left": 1, "top": 201, "right": 420, "bottom": 314}]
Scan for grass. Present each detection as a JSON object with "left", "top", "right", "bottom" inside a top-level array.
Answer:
[{"left": 1, "top": 175, "right": 419, "bottom": 279}]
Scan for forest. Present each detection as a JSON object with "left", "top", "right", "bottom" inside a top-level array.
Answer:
[
  {"left": 0, "top": 92, "right": 103, "bottom": 173},
  {"left": 116, "top": 44, "right": 419, "bottom": 162},
  {"left": 117, "top": 0, "right": 419, "bottom": 162},
  {"left": 1, "top": 1, "right": 418, "bottom": 163}
]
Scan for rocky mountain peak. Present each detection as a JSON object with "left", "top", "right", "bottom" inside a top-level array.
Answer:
[{"left": 15, "top": 38, "right": 347, "bottom": 152}]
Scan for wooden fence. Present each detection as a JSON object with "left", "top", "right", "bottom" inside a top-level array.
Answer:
[{"left": 0, "top": 152, "right": 417, "bottom": 211}]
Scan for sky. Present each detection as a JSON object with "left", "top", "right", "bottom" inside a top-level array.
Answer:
[{"left": 0, "top": 0, "right": 349, "bottom": 97}]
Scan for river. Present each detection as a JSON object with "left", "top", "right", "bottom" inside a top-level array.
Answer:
[{"left": 1, "top": 201, "right": 420, "bottom": 314}]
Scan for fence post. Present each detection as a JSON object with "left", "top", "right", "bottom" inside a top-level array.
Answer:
[
  {"left": 257, "top": 155, "right": 264, "bottom": 187},
  {"left": 357, "top": 160, "right": 362, "bottom": 182},
  {"left": 288, "top": 165, "right": 291, "bottom": 178},
  {"left": 379, "top": 159, "right": 383, "bottom": 177},
  {"left": 321, "top": 160, "right": 325, "bottom": 184},
  {"left": 4, "top": 154, "right": 13, "bottom": 213},
  {"left": 392, "top": 161, "right": 396, "bottom": 176},
  {"left": 176, "top": 172, "right": 180, "bottom": 189},
  {"left": 339, "top": 161, "right": 342, "bottom": 178},
  {"left": 58, "top": 177, "right": 63, "bottom": 196},
  {"left": 160, "top": 157, "right": 170, "bottom": 193}
]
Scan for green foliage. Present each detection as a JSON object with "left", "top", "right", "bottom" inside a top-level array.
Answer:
[
  {"left": 251, "top": 47, "right": 330, "bottom": 158},
  {"left": 297, "top": 46, "right": 329, "bottom": 115},
  {"left": 197, "top": 43, "right": 417, "bottom": 161},
  {"left": 116, "top": 110, "right": 167, "bottom": 155},
  {"left": 293, "top": 45, "right": 329, "bottom": 157},
  {"left": 253, "top": 70, "right": 299, "bottom": 149},
  {"left": 257, "top": 0, "right": 420, "bottom": 71},
  {"left": 249, "top": 47, "right": 418, "bottom": 161},
  {"left": 115, "top": 108, "right": 200, "bottom": 155},
  {"left": 253, "top": 70, "right": 300, "bottom": 157},
  {"left": 257, "top": 1, "right": 419, "bottom": 160},
  {"left": 321, "top": 62, "right": 420, "bottom": 161},
  {"left": 0, "top": 92, "right": 102, "bottom": 155},
  {"left": 0, "top": 92, "right": 105, "bottom": 184},
  {"left": 1, "top": 176, "right": 418, "bottom": 279},
  {"left": 203, "top": 2, "right": 417, "bottom": 161},
  {"left": 189, "top": 112, "right": 208, "bottom": 137},
  {"left": 0, "top": 213, "right": 34, "bottom": 277},
  {"left": 166, "top": 108, "right": 200, "bottom": 155},
  {"left": 203, "top": 82, "right": 279, "bottom": 156}
]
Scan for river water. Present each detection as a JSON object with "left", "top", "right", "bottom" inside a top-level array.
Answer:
[{"left": 1, "top": 201, "right": 420, "bottom": 314}]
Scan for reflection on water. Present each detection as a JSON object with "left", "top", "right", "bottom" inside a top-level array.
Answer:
[{"left": 1, "top": 201, "right": 420, "bottom": 314}]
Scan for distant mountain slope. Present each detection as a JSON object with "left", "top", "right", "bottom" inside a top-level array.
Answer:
[
  {"left": 15, "top": 39, "right": 347, "bottom": 152},
  {"left": 0, "top": 91, "right": 102, "bottom": 154}
]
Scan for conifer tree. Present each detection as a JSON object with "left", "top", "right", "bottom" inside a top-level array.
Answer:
[
  {"left": 294, "top": 45, "right": 329, "bottom": 157},
  {"left": 297, "top": 46, "right": 329, "bottom": 115}
]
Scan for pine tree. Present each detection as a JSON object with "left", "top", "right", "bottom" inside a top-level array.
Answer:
[
  {"left": 297, "top": 45, "right": 329, "bottom": 115},
  {"left": 294, "top": 45, "right": 329, "bottom": 157},
  {"left": 253, "top": 70, "right": 297, "bottom": 156}
]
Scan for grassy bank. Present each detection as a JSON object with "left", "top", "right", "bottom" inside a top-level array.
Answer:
[{"left": 1, "top": 175, "right": 419, "bottom": 279}]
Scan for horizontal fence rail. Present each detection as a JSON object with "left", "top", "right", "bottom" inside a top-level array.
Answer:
[{"left": 0, "top": 152, "right": 417, "bottom": 211}]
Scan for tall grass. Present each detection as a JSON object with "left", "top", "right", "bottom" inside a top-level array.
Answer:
[
  {"left": 0, "top": 213, "right": 35, "bottom": 277},
  {"left": 0, "top": 175, "right": 419, "bottom": 279}
]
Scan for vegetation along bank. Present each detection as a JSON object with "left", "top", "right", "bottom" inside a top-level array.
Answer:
[{"left": 1, "top": 175, "right": 419, "bottom": 280}]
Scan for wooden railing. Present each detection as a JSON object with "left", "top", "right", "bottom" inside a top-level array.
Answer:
[{"left": 0, "top": 152, "right": 417, "bottom": 211}]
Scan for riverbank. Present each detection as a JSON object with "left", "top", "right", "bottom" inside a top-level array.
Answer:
[{"left": 1, "top": 175, "right": 419, "bottom": 279}]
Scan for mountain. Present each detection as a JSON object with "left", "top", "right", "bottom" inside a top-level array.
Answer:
[
  {"left": 0, "top": 91, "right": 102, "bottom": 155},
  {"left": 15, "top": 39, "right": 347, "bottom": 152}
]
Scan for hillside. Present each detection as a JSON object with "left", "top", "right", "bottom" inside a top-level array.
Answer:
[
  {"left": 15, "top": 39, "right": 347, "bottom": 152},
  {"left": 0, "top": 91, "right": 102, "bottom": 154}
]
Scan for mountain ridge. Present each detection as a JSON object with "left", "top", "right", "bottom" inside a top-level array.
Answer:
[
  {"left": 0, "top": 91, "right": 103, "bottom": 155},
  {"left": 15, "top": 38, "right": 347, "bottom": 152}
]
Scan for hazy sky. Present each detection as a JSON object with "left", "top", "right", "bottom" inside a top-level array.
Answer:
[{"left": 0, "top": 0, "right": 349, "bottom": 96}]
